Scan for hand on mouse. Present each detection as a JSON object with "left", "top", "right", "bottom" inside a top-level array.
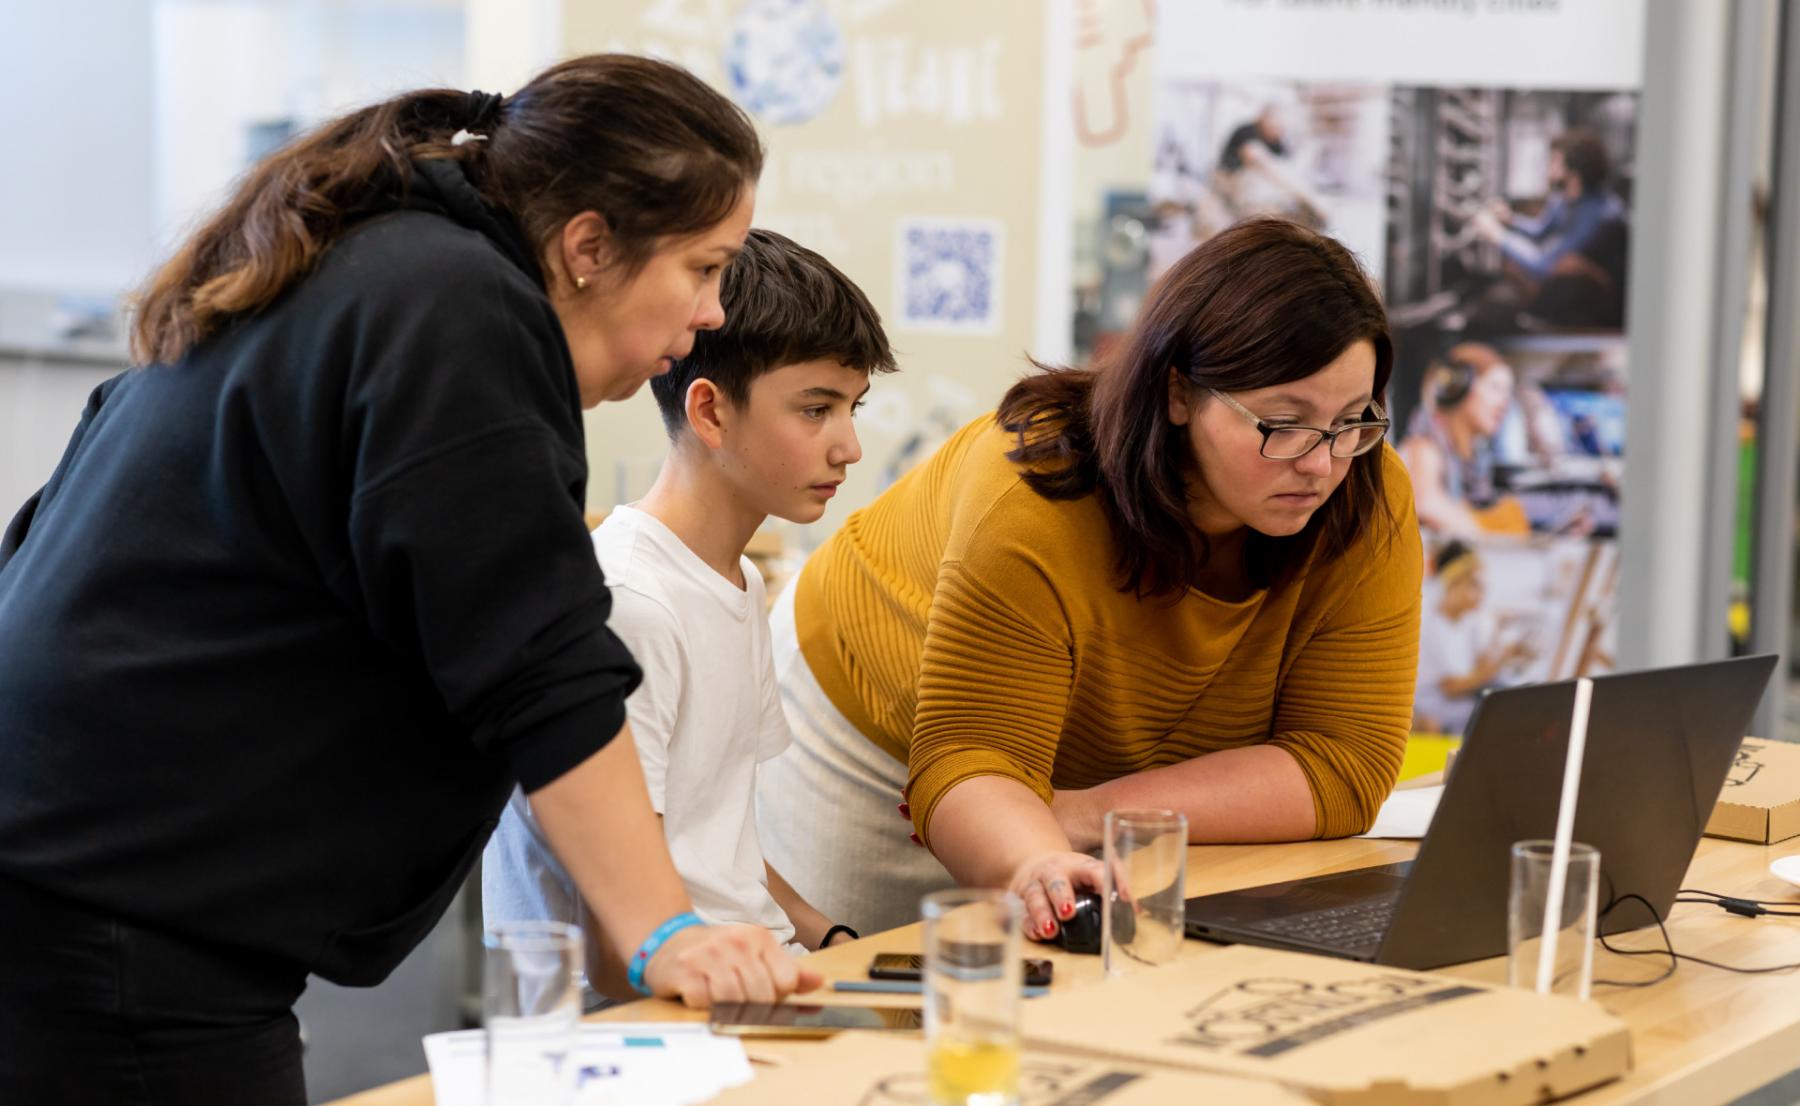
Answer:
[{"left": 1007, "top": 851, "right": 1105, "bottom": 943}]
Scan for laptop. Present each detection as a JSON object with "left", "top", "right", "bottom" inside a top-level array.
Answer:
[{"left": 1183, "top": 654, "right": 1777, "bottom": 970}]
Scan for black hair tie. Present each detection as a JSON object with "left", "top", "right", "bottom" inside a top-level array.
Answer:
[{"left": 464, "top": 89, "right": 503, "bottom": 130}]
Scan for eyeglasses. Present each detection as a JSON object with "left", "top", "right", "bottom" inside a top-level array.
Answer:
[{"left": 1208, "top": 389, "right": 1390, "bottom": 460}]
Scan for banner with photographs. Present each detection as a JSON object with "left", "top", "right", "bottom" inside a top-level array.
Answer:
[{"left": 1148, "top": 1, "right": 1645, "bottom": 738}]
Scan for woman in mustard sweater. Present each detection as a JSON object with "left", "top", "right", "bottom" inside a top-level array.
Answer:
[{"left": 757, "top": 218, "right": 1422, "bottom": 937}]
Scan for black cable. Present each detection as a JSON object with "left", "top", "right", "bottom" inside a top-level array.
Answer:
[
  {"left": 1678, "top": 887, "right": 1797, "bottom": 905},
  {"left": 1675, "top": 887, "right": 1800, "bottom": 917},
  {"left": 1590, "top": 893, "right": 1800, "bottom": 989},
  {"left": 1591, "top": 894, "right": 1678, "bottom": 988},
  {"left": 1673, "top": 897, "right": 1800, "bottom": 917}
]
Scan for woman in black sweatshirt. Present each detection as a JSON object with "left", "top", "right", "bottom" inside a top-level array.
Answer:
[{"left": 0, "top": 55, "right": 816, "bottom": 1105}]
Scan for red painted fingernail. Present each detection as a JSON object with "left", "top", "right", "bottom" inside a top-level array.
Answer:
[
  {"left": 1043, "top": 921, "right": 1057, "bottom": 937},
  {"left": 897, "top": 803, "right": 910, "bottom": 817},
  {"left": 1059, "top": 903, "right": 1073, "bottom": 918},
  {"left": 909, "top": 833, "right": 923, "bottom": 846}
]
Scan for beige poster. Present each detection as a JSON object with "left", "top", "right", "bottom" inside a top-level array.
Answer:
[{"left": 564, "top": 0, "right": 1053, "bottom": 552}]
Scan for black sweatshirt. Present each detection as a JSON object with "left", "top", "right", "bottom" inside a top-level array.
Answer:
[{"left": 0, "top": 159, "right": 641, "bottom": 986}]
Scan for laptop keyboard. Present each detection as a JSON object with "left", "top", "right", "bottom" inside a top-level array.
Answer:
[{"left": 1246, "top": 898, "right": 1396, "bottom": 949}]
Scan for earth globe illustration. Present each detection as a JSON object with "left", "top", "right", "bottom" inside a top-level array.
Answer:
[{"left": 724, "top": 0, "right": 847, "bottom": 125}]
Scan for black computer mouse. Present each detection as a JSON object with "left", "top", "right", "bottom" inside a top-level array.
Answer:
[{"left": 1051, "top": 891, "right": 1134, "bottom": 954}]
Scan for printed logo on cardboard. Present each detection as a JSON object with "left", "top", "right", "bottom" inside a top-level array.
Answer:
[
  {"left": 856, "top": 1063, "right": 1141, "bottom": 1105},
  {"left": 1172, "top": 976, "right": 1485, "bottom": 1058},
  {"left": 1726, "top": 741, "right": 1765, "bottom": 788}
]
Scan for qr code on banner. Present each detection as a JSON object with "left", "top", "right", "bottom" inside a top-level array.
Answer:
[{"left": 894, "top": 218, "right": 1003, "bottom": 334}]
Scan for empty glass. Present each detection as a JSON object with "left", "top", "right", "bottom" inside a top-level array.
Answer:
[
  {"left": 1102, "top": 809, "right": 1189, "bottom": 978},
  {"left": 484, "top": 921, "right": 583, "bottom": 1106},
  {"left": 922, "top": 889, "right": 1024, "bottom": 1106},
  {"left": 1507, "top": 840, "right": 1600, "bottom": 1000}
]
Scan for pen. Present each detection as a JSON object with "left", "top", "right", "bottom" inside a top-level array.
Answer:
[{"left": 833, "top": 980, "right": 1051, "bottom": 998}]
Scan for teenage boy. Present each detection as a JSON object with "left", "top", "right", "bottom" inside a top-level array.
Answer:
[{"left": 484, "top": 229, "right": 895, "bottom": 983}]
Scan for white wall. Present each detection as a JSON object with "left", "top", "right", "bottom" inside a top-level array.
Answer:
[
  {"left": 0, "top": 360, "right": 119, "bottom": 521},
  {"left": 464, "top": 0, "right": 561, "bottom": 91},
  {"left": 152, "top": 0, "right": 465, "bottom": 252},
  {"left": 1, "top": 0, "right": 465, "bottom": 522},
  {"left": 0, "top": 0, "right": 151, "bottom": 515},
  {"left": 0, "top": 0, "right": 157, "bottom": 293}
]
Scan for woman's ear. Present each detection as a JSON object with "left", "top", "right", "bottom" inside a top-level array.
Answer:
[
  {"left": 553, "top": 210, "right": 612, "bottom": 293},
  {"left": 1167, "top": 367, "right": 1196, "bottom": 427},
  {"left": 684, "top": 377, "right": 729, "bottom": 450}
]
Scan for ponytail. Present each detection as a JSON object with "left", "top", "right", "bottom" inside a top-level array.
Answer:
[
  {"left": 132, "top": 89, "right": 471, "bottom": 365},
  {"left": 131, "top": 56, "right": 763, "bottom": 366}
]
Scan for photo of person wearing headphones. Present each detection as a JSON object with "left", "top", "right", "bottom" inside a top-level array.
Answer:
[{"left": 1397, "top": 342, "right": 1527, "bottom": 539}]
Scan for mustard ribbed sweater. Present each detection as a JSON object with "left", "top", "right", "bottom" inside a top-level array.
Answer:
[{"left": 795, "top": 415, "right": 1423, "bottom": 842}]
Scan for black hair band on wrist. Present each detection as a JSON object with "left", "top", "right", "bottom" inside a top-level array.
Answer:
[{"left": 819, "top": 924, "right": 859, "bottom": 950}]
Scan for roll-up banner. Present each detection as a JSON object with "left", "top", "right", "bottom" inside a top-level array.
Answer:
[{"left": 1146, "top": 0, "right": 1645, "bottom": 740}]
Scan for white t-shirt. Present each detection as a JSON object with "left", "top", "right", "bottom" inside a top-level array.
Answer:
[
  {"left": 483, "top": 505, "right": 798, "bottom": 951},
  {"left": 1413, "top": 587, "right": 1493, "bottom": 737}
]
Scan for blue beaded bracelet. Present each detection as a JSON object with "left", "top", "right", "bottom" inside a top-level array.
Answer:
[{"left": 627, "top": 911, "right": 706, "bottom": 997}]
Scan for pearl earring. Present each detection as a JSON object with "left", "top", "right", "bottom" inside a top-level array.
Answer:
[{"left": 575, "top": 276, "right": 588, "bottom": 291}]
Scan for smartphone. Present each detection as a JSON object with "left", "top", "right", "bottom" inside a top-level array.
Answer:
[
  {"left": 707, "top": 1002, "right": 923, "bottom": 1038},
  {"left": 869, "top": 952, "right": 1054, "bottom": 987}
]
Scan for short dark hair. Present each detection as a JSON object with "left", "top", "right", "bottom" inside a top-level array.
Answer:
[
  {"left": 1552, "top": 129, "right": 1611, "bottom": 192},
  {"left": 997, "top": 218, "right": 1394, "bottom": 598},
  {"left": 1435, "top": 539, "right": 1475, "bottom": 573},
  {"left": 652, "top": 228, "right": 896, "bottom": 435}
]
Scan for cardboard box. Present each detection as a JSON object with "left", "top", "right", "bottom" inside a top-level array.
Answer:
[
  {"left": 704, "top": 1031, "right": 1310, "bottom": 1105},
  {"left": 1021, "top": 945, "right": 1630, "bottom": 1106},
  {"left": 1705, "top": 737, "right": 1800, "bottom": 845}
]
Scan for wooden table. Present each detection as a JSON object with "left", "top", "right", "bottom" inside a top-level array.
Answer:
[{"left": 328, "top": 834, "right": 1800, "bottom": 1106}]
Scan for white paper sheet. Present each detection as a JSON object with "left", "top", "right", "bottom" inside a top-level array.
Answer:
[
  {"left": 423, "top": 1022, "right": 753, "bottom": 1106},
  {"left": 1357, "top": 784, "right": 1445, "bottom": 839}
]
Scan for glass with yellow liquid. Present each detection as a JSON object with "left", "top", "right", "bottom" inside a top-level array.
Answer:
[
  {"left": 921, "top": 889, "right": 1024, "bottom": 1106},
  {"left": 928, "top": 1037, "right": 1019, "bottom": 1105}
]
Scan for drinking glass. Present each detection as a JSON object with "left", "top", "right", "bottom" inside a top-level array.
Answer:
[
  {"left": 484, "top": 921, "right": 583, "bottom": 1106},
  {"left": 922, "top": 889, "right": 1024, "bottom": 1106},
  {"left": 1102, "top": 809, "right": 1189, "bottom": 978},
  {"left": 1507, "top": 840, "right": 1600, "bottom": 1000}
]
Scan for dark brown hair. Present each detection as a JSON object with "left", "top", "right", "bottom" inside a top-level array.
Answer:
[
  {"left": 651, "top": 228, "right": 895, "bottom": 435},
  {"left": 997, "top": 218, "right": 1394, "bottom": 598},
  {"left": 1552, "top": 129, "right": 1611, "bottom": 192},
  {"left": 131, "top": 55, "right": 763, "bottom": 366}
]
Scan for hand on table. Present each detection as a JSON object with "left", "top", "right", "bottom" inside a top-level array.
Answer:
[
  {"left": 642, "top": 923, "right": 822, "bottom": 1007},
  {"left": 1010, "top": 851, "right": 1105, "bottom": 943}
]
